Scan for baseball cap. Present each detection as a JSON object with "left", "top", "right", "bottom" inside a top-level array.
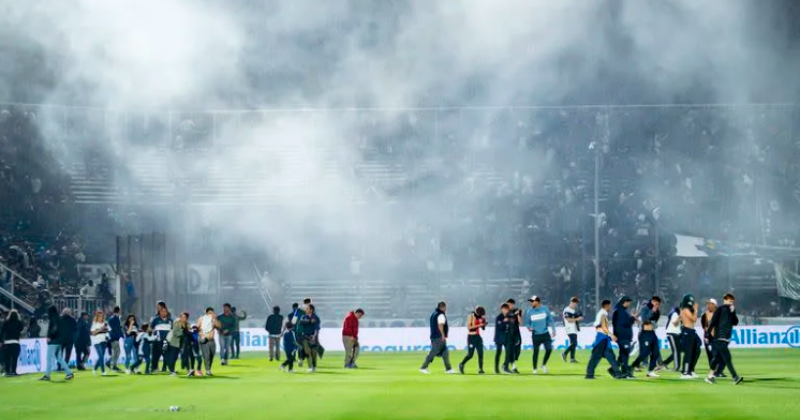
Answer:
[
  {"left": 707, "top": 298, "right": 718, "bottom": 306},
  {"left": 528, "top": 295, "right": 541, "bottom": 302}
]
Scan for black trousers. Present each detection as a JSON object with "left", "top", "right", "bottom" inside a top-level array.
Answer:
[
  {"left": 617, "top": 339, "right": 633, "bottom": 375},
  {"left": 503, "top": 336, "right": 518, "bottom": 369},
  {"left": 494, "top": 341, "right": 506, "bottom": 372},
  {"left": 514, "top": 335, "right": 522, "bottom": 362},
  {"left": 704, "top": 340, "right": 719, "bottom": 371},
  {"left": 586, "top": 338, "right": 620, "bottom": 377},
  {"left": 681, "top": 329, "right": 701, "bottom": 375},
  {"left": 712, "top": 340, "right": 738, "bottom": 378},
  {"left": 166, "top": 345, "right": 180, "bottom": 373},
  {"left": 75, "top": 343, "right": 91, "bottom": 368},
  {"left": 3, "top": 343, "right": 20, "bottom": 374},
  {"left": 151, "top": 340, "right": 167, "bottom": 372},
  {"left": 564, "top": 333, "right": 578, "bottom": 361},
  {"left": 631, "top": 331, "right": 660, "bottom": 372},
  {"left": 60, "top": 340, "right": 74, "bottom": 369},
  {"left": 531, "top": 333, "right": 552, "bottom": 369},
  {"left": 233, "top": 331, "right": 241, "bottom": 359},
  {"left": 461, "top": 335, "right": 484, "bottom": 370},
  {"left": 662, "top": 333, "right": 682, "bottom": 370},
  {"left": 282, "top": 349, "right": 295, "bottom": 371}
]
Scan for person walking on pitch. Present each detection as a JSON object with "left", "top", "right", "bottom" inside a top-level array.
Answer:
[
  {"left": 420, "top": 302, "right": 456, "bottom": 374},
  {"left": 630, "top": 296, "right": 664, "bottom": 377},
  {"left": 586, "top": 300, "right": 624, "bottom": 379},
  {"left": 525, "top": 296, "right": 555, "bottom": 374},
  {"left": 459, "top": 306, "right": 487, "bottom": 374},
  {"left": 505, "top": 299, "right": 522, "bottom": 373},
  {"left": 561, "top": 297, "right": 583, "bottom": 363},
  {"left": 679, "top": 294, "right": 702, "bottom": 379},
  {"left": 705, "top": 294, "right": 743, "bottom": 385},
  {"left": 611, "top": 296, "right": 636, "bottom": 378},
  {"left": 494, "top": 303, "right": 511, "bottom": 374},
  {"left": 701, "top": 299, "right": 720, "bottom": 374},
  {"left": 662, "top": 305, "right": 683, "bottom": 371}
]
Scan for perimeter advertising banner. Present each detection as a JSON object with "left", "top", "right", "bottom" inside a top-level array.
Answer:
[{"left": 15, "top": 325, "right": 800, "bottom": 374}]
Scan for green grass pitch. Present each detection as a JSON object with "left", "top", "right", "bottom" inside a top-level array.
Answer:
[{"left": 1, "top": 349, "right": 798, "bottom": 420}]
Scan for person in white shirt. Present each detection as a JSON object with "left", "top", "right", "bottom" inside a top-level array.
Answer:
[
  {"left": 561, "top": 296, "right": 583, "bottom": 363},
  {"left": 90, "top": 310, "right": 110, "bottom": 376},
  {"left": 80, "top": 280, "right": 97, "bottom": 298},
  {"left": 662, "top": 306, "right": 683, "bottom": 372},
  {"left": 196, "top": 307, "right": 220, "bottom": 377}
]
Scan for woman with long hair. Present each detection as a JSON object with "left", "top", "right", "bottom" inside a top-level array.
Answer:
[
  {"left": 1, "top": 310, "right": 24, "bottom": 376},
  {"left": 123, "top": 314, "right": 139, "bottom": 374},
  {"left": 91, "top": 310, "right": 110, "bottom": 376}
]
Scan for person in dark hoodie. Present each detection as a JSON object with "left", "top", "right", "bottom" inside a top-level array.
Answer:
[
  {"left": 1, "top": 310, "right": 24, "bottom": 376},
  {"left": 494, "top": 303, "right": 511, "bottom": 374},
  {"left": 74, "top": 312, "right": 92, "bottom": 370},
  {"left": 58, "top": 308, "right": 77, "bottom": 371},
  {"left": 265, "top": 306, "right": 283, "bottom": 362},
  {"left": 705, "top": 293, "right": 743, "bottom": 385},
  {"left": 281, "top": 321, "right": 297, "bottom": 373},
  {"left": 611, "top": 296, "right": 636, "bottom": 378},
  {"left": 42, "top": 306, "right": 74, "bottom": 381}
]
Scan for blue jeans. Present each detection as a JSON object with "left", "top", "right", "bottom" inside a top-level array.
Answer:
[
  {"left": 45, "top": 344, "right": 72, "bottom": 377},
  {"left": 220, "top": 335, "right": 233, "bottom": 362},
  {"left": 94, "top": 343, "right": 107, "bottom": 373},
  {"left": 124, "top": 337, "right": 137, "bottom": 369}
]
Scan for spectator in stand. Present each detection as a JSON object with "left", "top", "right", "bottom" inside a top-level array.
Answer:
[
  {"left": 265, "top": 306, "right": 283, "bottom": 362},
  {"left": 1, "top": 310, "right": 24, "bottom": 376},
  {"left": 231, "top": 306, "right": 247, "bottom": 359},
  {"left": 58, "top": 308, "right": 77, "bottom": 372},
  {"left": 27, "top": 316, "right": 41, "bottom": 338},
  {"left": 42, "top": 305, "right": 74, "bottom": 381},
  {"left": 90, "top": 310, "right": 110, "bottom": 376},
  {"left": 122, "top": 273, "right": 136, "bottom": 315},
  {"left": 342, "top": 309, "right": 364, "bottom": 369},
  {"left": 75, "top": 312, "right": 91, "bottom": 370},
  {"left": 107, "top": 306, "right": 123, "bottom": 372},
  {"left": 80, "top": 280, "right": 97, "bottom": 298}
]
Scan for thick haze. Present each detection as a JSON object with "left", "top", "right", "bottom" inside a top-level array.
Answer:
[{"left": 1, "top": 0, "right": 798, "bottom": 276}]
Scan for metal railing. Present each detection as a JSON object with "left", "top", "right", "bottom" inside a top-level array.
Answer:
[
  {"left": 0, "top": 261, "right": 37, "bottom": 313},
  {"left": 54, "top": 295, "right": 109, "bottom": 315}
]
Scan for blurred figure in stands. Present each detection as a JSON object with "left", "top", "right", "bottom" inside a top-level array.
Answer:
[{"left": 27, "top": 316, "right": 41, "bottom": 338}]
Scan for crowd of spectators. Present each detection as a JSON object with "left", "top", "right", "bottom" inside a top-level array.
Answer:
[{"left": 2, "top": 103, "right": 800, "bottom": 322}]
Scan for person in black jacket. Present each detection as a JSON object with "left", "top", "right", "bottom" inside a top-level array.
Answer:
[
  {"left": 74, "top": 312, "right": 91, "bottom": 370},
  {"left": 611, "top": 296, "right": 636, "bottom": 378},
  {"left": 1, "top": 310, "right": 25, "bottom": 376},
  {"left": 42, "top": 306, "right": 74, "bottom": 381},
  {"left": 705, "top": 293, "right": 743, "bottom": 385},
  {"left": 494, "top": 303, "right": 510, "bottom": 374},
  {"left": 265, "top": 306, "right": 283, "bottom": 362},
  {"left": 58, "top": 309, "right": 77, "bottom": 371}
]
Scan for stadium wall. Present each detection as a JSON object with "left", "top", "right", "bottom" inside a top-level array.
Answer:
[{"left": 15, "top": 325, "right": 800, "bottom": 374}]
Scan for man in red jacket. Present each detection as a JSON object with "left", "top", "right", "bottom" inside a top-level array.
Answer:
[{"left": 342, "top": 309, "right": 365, "bottom": 369}]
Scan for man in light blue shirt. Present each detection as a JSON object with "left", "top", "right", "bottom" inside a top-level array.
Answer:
[{"left": 525, "top": 296, "right": 555, "bottom": 374}]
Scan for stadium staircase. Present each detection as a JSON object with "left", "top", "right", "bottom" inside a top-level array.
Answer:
[{"left": 0, "top": 262, "right": 38, "bottom": 314}]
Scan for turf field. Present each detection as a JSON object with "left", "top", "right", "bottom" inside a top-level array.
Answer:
[{"left": 1, "top": 349, "right": 798, "bottom": 420}]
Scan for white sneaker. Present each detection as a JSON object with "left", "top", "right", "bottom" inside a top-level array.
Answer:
[
  {"left": 691, "top": 373, "right": 700, "bottom": 379},
  {"left": 679, "top": 374, "right": 694, "bottom": 380},
  {"left": 125, "top": 369, "right": 131, "bottom": 375},
  {"left": 533, "top": 369, "right": 538, "bottom": 374},
  {"left": 647, "top": 372, "right": 660, "bottom": 378},
  {"left": 307, "top": 368, "right": 314, "bottom": 373},
  {"left": 541, "top": 366, "right": 549, "bottom": 374},
  {"left": 419, "top": 369, "right": 430, "bottom": 374},
  {"left": 102, "top": 371, "right": 107, "bottom": 376},
  {"left": 445, "top": 369, "right": 457, "bottom": 374}
]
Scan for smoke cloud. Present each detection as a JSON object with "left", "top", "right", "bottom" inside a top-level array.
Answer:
[{"left": 1, "top": 0, "right": 799, "bottom": 308}]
